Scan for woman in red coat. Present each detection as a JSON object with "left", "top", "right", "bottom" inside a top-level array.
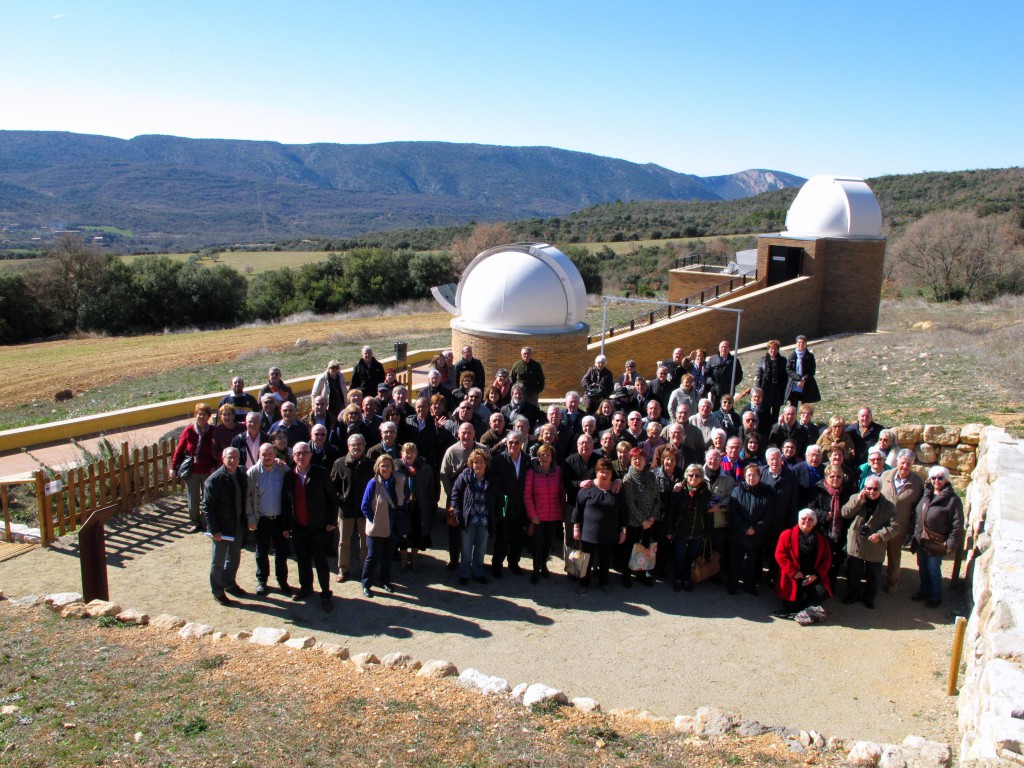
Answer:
[
  {"left": 775, "top": 508, "right": 833, "bottom": 613},
  {"left": 170, "top": 402, "right": 216, "bottom": 534}
]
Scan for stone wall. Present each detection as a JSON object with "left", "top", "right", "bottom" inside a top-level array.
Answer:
[
  {"left": 956, "top": 427, "right": 1024, "bottom": 765},
  {"left": 892, "top": 423, "right": 983, "bottom": 493}
]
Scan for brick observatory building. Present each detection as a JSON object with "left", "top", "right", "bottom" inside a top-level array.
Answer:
[{"left": 435, "top": 175, "right": 886, "bottom": 395}]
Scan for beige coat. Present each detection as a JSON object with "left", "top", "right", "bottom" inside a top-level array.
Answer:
[
  {"left": 879, "top": 468, "right": 924, "bottom": 543},
  {"left": 842, "top": 493, "right": 898, "bottom": 563}
]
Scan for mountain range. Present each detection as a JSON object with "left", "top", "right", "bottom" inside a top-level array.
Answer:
[{"left": 0, "top": 130, "right": 805, "bottom": 247}]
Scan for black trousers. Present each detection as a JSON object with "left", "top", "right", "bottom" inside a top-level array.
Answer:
[
  {"left": 846, "top": 556, "right": 882, "bottom": 602},
  {"left": 581, "top": 540, "right": 615, "bottom": 587},
  {"left": 254, "top": 516, "right": 291, "bottom": 588},
  {"left": 531, "top": 520, "right": 560, "bottom": 574},
  {"left": 293, "top": 525, "right": 332, "bottom": 595},
  {"left": 727, "top": 539, "right": 763, "bottom": 591},
  {"left": 447, "top": 524, "right": 461, "bottom": 565},
  {"left": 492, "top": 515, "right": 526, "bottom": 571}
]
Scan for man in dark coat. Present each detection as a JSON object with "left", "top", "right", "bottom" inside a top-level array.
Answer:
[
  {"left": 308, "top": 424, "right": 340, "bottom": 471},
  {"left": 509, "top": 346, "right": 545, "bottom": 405},
  {"left": 454, "top": 345, "right": 486, "bottom": 395},
  {"left": 350, "top": 346, "right": 386, "bottom": 396},
  {"left": 727, "top": 463, "right": 775, "bottom": 596},
  {"left": 845, "top": 407, "right": 886, "bottom": 466},
  {"left": 218, "top": 376, "right": 260, "bottom": 420},
  {"left": 501, "top": 383, "right": 544, "bottom": 431},
  {"left": 330, "top": 434, "right": 374, "bottom": 582},
  {"left": 202, "top": 447, "right": 248, "bottom": 606},
  {"left": 289, "top": 441, "right": 340, "bottom": 611},
  {"left": 232, "top": 412, "right": 269, "bottom": 471},
  {"left": 761, "top": 447, "right": 800, "bottom": 585},
  {"left": 706, "top": 340, "right": 743, "bottom": 409},
  {"left": 490, "top": 430, "right": 529, "bottom": 578}
]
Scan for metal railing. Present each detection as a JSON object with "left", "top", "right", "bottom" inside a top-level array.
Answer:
[{"left": 587, "top": 269, "right": 758, "bottom": 344}]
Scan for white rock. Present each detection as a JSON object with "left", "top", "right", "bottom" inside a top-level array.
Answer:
[
  {"left": 229, "top": 631, "right": 252, "bottom": 641},
  {"left": 249, "top": 627, "right": 290, "bottom": 646},
  {"left": 417, "top": 660, "right": 457, "bottom": 679},
  {"left": 116, "top": 609, "right": 149, "bottom": 626},
  {"left": 458, "top": 668, "right": 511, "bottom": 695},
  {"left": 211, "top": 632, "right": 227, "bottom": 642},
  {"left": 1, "top": 705, "right": 21, "bottom": 716},
  {"left": 61, "top": 604, "right": 89, "bottom": 619},
  {"left": 85, "top": 600, "right": 122, "bottom": 618},
  {"left": 510, "top": 683, "right": 529, "bottom": 702},
  {"left": 522, "top": 683, "right": 568, "bottom": 708},
  {"left": 848, "top": 740, "right": 883, "bottom": 766},
  {"left": 571, "top": 697, "right": 601, "bottom": 714},
  {"left": 178, "top": 622, "right": 215, "bottom": 639},
  {"left": 350, "top": 652, "right": 379, "bottom": 667},
  {"left": 285, "top": 636, "right": 316, "bottom": 650},
  {"left": 45, "top": 592, "right": 84, "bottom": 609},
  {"left": 380, "top": 652, "right": 420, "bottom": 670},
  {"left": 11, "top": 595, "right": 42, "bottom": 607},
  {"left": 150, "top": 614, "right": 187, "bottom": 630},
  {"left": 674, "top": 715, "right": 696, "bottom": 733},
  {"left": 318, "top": 643, "right": 349, "bottom": 659},
  {"left": 878, "top": 744, "right": 906, "bottom": 768}
]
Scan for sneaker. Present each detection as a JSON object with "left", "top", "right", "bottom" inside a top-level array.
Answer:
[
  {"left": 189, "top": 525, "right": 205, "bottom": 534},
  {"left": 382, "top": 584, "right": 396, "bottom": 594},
  {"left": 362, "top": 586, "right": 373, "bottom": 598},
  {"left": 255, "top": 583, "right": 269, "bottom": 597}
]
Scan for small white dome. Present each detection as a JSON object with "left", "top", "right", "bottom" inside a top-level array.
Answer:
[
  {"left": 784, "top": 175, "right": 883, "bottom": 238},
  {"left": 454, "top": 243, "right": 587, "bottom": 333}
]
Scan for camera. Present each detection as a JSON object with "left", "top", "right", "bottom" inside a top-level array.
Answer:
[{"left": 859, "top": 523, "right": 873, "bottom": 538}]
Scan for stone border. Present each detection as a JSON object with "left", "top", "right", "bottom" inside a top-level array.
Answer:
[{"left": 2, "top": 589, "right": 952, "bottom": 767}]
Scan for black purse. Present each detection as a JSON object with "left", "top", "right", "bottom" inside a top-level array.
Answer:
[{"left": 176, "top": 427, "right": 204, "bottom": 479}]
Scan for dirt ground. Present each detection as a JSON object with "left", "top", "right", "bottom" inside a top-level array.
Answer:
[{"left": 0, "top": 497, "right": 962, "bottom": 749}]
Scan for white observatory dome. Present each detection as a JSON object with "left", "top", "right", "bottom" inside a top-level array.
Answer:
[
  {"left": 452, "top": 243, "right": 587, "bottom": 334},
  {"left": 784, "top": 175, "right": 883, "bottom": 238}
]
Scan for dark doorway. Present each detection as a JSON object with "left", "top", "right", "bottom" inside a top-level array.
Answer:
[{"left": 767, "top": 246, "right": 803, "bottom": 286}]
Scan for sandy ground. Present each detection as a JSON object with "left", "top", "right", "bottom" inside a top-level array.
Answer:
[{"left": 0, "top": 497, "right": 961, "bottom": 747}]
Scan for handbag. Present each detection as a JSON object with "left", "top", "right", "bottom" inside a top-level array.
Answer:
[
  {"left": 920, "top": 525, "right": 949, "bottom": 557},
  {"left": 564, "top": 547, "right": 591, "bottom": 579},
  {"left": 691, "top": 540, "right": 721, "bottom": 583},
  {"left": 628, "top": 541, "right": 657, "bottom": 572},
  {"left": 175, "top": 425, "right": 204, "bottom": 479}
]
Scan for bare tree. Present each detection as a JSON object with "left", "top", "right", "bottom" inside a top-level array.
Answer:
[
  {"left": 893, "top": 211, "right": 1019, "bottom": 301},
  {"left": 449, "top": 222, "right": 512, "bottom": 274}
]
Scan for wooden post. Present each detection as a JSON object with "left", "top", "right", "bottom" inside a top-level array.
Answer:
[
  {"left": 119, "top": 442, "right": 130, "bottom": 515},
  {"left": 79, "top": 503, "right": 121, "bottom": 603},
  {"left": 35, "top": 469, "right": 51, "bottom": 547},
  {"left": 947, "top": 616, "right": 968, "bottom": 696}
]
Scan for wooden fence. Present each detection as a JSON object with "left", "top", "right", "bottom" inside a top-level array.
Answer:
[{"left": 34, "top": 437, "right": 183, "bottom": 548}]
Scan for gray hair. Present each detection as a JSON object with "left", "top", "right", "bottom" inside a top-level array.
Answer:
[
  {"left": 805, "top": 444, "right": 823, "bottom": 458},
  {"left": 581, "top": 415, "right": 597, "bottom": 429},
  {"left": 765, "top": 447, "right": 783, "bottom": 460},
  {"left": 698, "top": 398, "right": 713, "bottom": 409},
  {"left": 594, "top": 354, "right": 607, "bottom": 365},
  {"left": 347, "top": 434, "right": 366, "bottom": 447},
  {"left": 710, "top": 427, "right": 727, "bottom": 443},
  {"left": 928, "top": 465, "right": 951, "bottom": 481},
  {"left": 797, "top": 508, "right": 817, "bottom": 523},
  {"left": 867, "top": 447, "right": 885, "bottom": 459},
  {"left": 897, "top": 448, "right": 916, "bottom": 463}
]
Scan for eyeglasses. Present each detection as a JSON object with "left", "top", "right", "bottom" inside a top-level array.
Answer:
[
  {"left": 931, "top": 476, "right": 946, "bottom": 483},
  {"left": 507, "top": 440, "right": 521, "bottom": 446}
]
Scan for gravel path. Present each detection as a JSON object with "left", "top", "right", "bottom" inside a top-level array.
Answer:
[{"left": 0, "top": 497, "right": 961, "bottom": 746}]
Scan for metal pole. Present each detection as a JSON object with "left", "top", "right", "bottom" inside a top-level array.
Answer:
[
  {"left": 600, "top": 297, "right": 609, "bottom": 356},
  {"left": 730, "top": 311, "right": 742, "bottom": 396},
  {"left": 947, "top": 616, "right": 968, "bottom": 695}
]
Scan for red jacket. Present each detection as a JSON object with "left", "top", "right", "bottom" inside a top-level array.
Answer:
[
  {"left": 774, "top": 525, "right": 833, "bottom": 602},
  {"left": 525, "top": 466, "right": 566, "bottom": 523},
  {"left": 172, "top": 422, "right": 216, "bottom": 475}
]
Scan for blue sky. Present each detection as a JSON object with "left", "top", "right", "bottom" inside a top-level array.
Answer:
[{"left": 2, "top": 1, "right": 1021, "bottom": 179}]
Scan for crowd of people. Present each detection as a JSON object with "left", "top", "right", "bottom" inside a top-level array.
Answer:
[{"left": 170, "top": 339, "right": 964, "bottom": 617}]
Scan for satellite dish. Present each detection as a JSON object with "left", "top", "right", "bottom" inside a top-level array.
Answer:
[{"left": 431, "top": 284, "right": 458, "bottom": 315}]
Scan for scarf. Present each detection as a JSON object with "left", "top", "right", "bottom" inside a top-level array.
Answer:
[{"left": 826, "top": 482, "right": 842, "bottom": 538}]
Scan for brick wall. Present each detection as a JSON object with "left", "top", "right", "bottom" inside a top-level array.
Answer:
[{"left": 451, "top": 325, "right": 591, "bottom": 400}]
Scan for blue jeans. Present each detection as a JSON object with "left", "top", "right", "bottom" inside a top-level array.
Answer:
[
  {"left": 460, "top": 521, "right": 488, "bottom": 578},
  {"left": 674, "top": 537, "right": 705, "bottom": 585},
  {"left": 363, "top": 535, "right": 395, "bottom": 589},
  {"left": 917, "top": 549, "right": 943, "bottom": 602}
]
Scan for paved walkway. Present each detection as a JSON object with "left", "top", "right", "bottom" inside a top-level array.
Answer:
[{"left": 0, "top": 496, "right": 961, "bottom": 747}]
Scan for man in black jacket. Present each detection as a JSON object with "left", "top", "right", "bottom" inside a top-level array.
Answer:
[
  {"left": 706, "top": 340, "right": 743, "bottom": 409},
  {"left": 350, "top": 346, "right": 386, "bottom": 396},
  {"left": 202, "top": 447, "right": 248, "bottom": 607},
  {"left": 232, "top": 412, "right": 268, "bottom": 471},
  {"left": 330, "top": 434, "right": 374, "bottom": 583},
  {"left": 490, "top": 430, "right": 529, "bottom": 578},
  {"left": 454, "top": 345, "right": 486, "bottom": 394},
  {"left": 289, "top": 441, "right": 340, "bottom": 611}
]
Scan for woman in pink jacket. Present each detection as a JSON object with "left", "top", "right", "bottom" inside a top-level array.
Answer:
[{"left": 525, "top": 444, "right": 567, "bottom": 584}]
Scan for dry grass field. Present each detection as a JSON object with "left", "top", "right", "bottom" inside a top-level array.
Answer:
[{"left": 119, "top": 250, "right": 334, "bottom": 274}]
